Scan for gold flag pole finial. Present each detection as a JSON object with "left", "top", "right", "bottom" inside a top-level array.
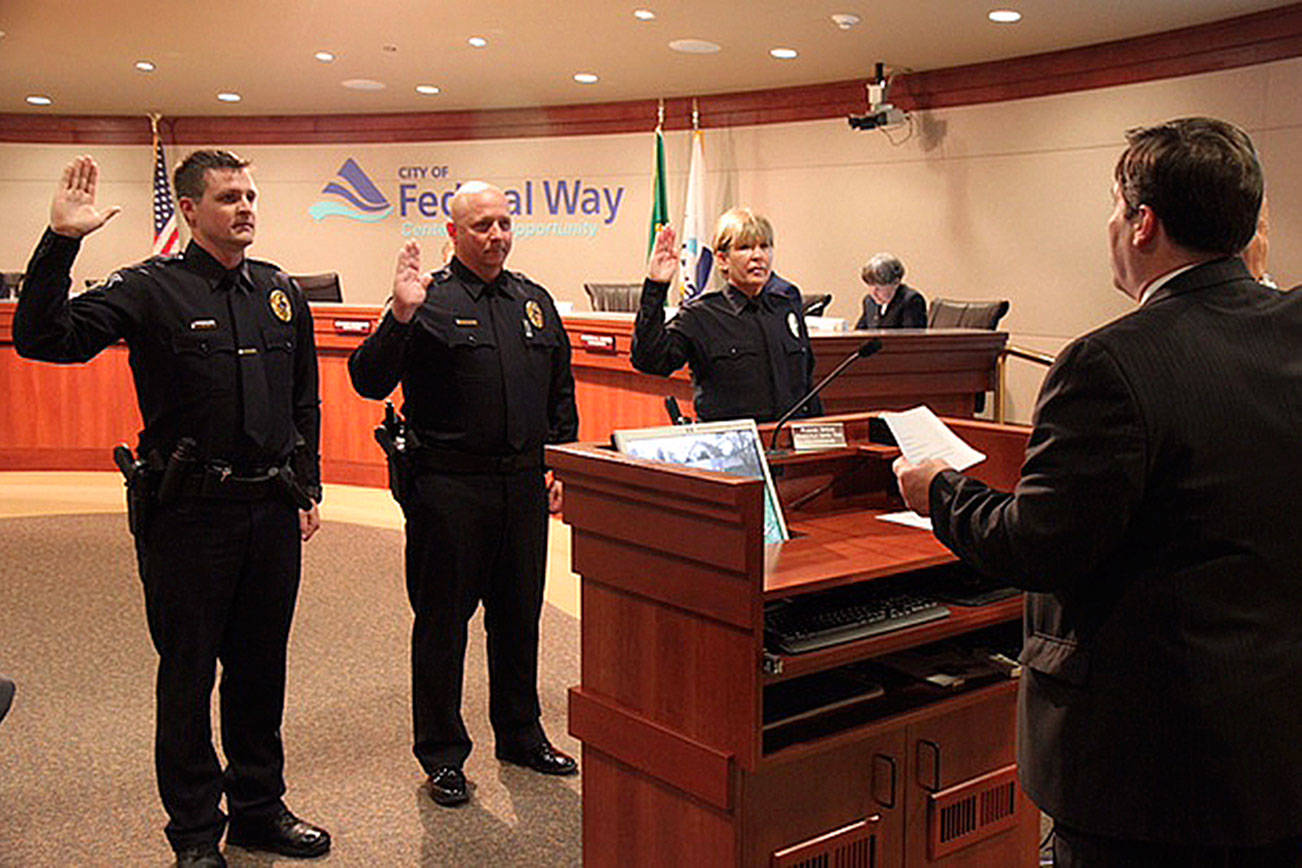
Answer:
[
  {"left": 692, "top": 98, "right": 699, "bottom": 131},
  {"left": 657, "top": 98, "right": 664, "bottom": 130}
]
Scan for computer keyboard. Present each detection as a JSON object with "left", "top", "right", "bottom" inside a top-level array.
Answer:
[{"left": 765, "top": 592, "right": 951, "bottom": 654}]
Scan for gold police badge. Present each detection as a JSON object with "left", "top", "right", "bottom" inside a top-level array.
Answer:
[
  {"left": 524, "top": 299, "right": 545, "bottom": 329},
  {"left": 269, "top": 289, "right": 293, "bottom": 323}
]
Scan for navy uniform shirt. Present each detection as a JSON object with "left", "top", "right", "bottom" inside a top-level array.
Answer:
[
  {"left": 631, "top": 273, "right": 821, "bottom": 422},
  {"left": 14, "top": 229, "right": 321, "bottom": 489},
  {"left": 348, "top": 257, "right": 578, "bottom": 455}
]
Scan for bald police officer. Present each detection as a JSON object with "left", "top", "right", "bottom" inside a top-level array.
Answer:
[{"left": 349, "top": 181, "right": 579, "bottom": 807}]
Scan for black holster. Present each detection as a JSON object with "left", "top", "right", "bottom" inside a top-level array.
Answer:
[
  {"left": 112, "top": 444, "right": 154, "bottom": 537},
  {"left": 273, "top": 465, "right": 315, "bottom": 511},
  {"left": 375, "top": 401, "right": 417, "bottom": 507}
]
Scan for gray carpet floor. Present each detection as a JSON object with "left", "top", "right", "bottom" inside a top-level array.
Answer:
[{"left": 0, "top": 514, "right": 581, "bottom": 867}]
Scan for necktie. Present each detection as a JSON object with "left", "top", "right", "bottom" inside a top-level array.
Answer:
[{"left": 224, "top": 274, "right": 273, "bottom": 450}]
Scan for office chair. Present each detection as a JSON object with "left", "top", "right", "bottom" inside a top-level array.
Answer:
[
  {"left": 928, "top": 298, "right": 1010, "bottom": 413},
  {"left": 291, "top": 272, "right": 343, "bottom": 303},
  {"left": 927, "top": 298, "right": 1010, "bottom": 330},
  {"left": 583, "top": 282, "right": 643, "bottom": 312},
  {"left": 801, "top": 293, "right": 833, "bottom": 317},
  {"left": 0, "top": 272, "right": 22, "bottom": 299}
]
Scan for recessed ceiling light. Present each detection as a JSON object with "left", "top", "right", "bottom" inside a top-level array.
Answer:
[
  {"left": 830, "top": 13, "right": 860, "bottom": 30},
  {"left": 216, "top": 92, "right": 241, "bottom": 102},
  {"left": 415, "top": 84, "right": 440, "bottom": 95},
  {"left": 633, "top": 9, "right": 655, "bottom": 20},
  {"left": 668, "top": 38, "right": 721, "bottom": 54},
  {"left": 26, "top": 94, "right": 52, "bottom": 106},
  {"left": 342, "top": 78, "right": 386, "bottom": 91},
  {"left": 468, "top": 36, "right": 488, "bottom": 48},
  {"left": 988, "top": 9, "right": 1022, "bottom": 23},
  {"left": 573, "top": 72, "right": 599, "bottom": 84},
  {"left": 135, "top": 60, "right": 156, "bottom": 72},
  {"left": 314, "top": 51, "right": 335, "bottom": 62},
  {"left": 770, "top": 47, "right": 797, "bottom": 60}
]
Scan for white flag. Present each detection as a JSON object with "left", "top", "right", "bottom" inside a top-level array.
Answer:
[{"left": 678, "top": 129, "right": 712, "bottom": 301}]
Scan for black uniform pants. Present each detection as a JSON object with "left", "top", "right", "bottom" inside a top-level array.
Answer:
[
  {"left": 137, "top": 496, "right": 301, "bottom": 851},
  {"left": 404, "top": 468, "right": 548, "bottom": 771}
]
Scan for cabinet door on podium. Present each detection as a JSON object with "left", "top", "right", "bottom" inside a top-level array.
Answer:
[
  {"left": 742, "top": 731, "right": 906, "bottom": 868},
  {"left": 904, "top": 690, "right": 1037, "bottom": 867}
]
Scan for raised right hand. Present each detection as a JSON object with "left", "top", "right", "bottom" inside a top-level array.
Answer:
[
  {"left": 646, "top": 225, "right": 679, "bottom": 284},
  {"left": 391, "top": 240, "right": 433, "bottom": 323},
  {"left": 50, "top": 156, "right": 121, "bottom": 239}
]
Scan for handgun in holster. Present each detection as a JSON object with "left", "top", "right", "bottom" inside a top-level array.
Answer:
[
  {"left": 374, "top": 400, "right": 418, "bottom": 506},
  {"left": 277, "top": 434, "right": 319, "bottom": 512},
  {"left": 112, "top": 443, "right": 152, "bottom": 536}
]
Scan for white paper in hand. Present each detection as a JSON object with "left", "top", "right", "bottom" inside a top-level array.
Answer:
[{"left": 881, "top": 406, "right": 986, "bottom": 471}]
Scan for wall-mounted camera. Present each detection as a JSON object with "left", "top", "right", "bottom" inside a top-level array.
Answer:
[{"left": 848, "top": 62, "right": 909, "bottom": 131}]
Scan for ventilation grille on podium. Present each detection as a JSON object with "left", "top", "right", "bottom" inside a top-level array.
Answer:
[
  {"left": 927, "top": 764, "right": 1019, "bottom": 860},
  {"left": 771, "top": 816, "right": 878, "bottom": 868}
]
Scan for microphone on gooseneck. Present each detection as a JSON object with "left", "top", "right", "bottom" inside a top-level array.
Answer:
[{"left": 768, "top": 339, "right": 883, "bottom": 451}]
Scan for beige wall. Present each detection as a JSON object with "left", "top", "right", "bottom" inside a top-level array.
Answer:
[{"left": 2, "top": 57, "right": 1298, "bottom": 421}]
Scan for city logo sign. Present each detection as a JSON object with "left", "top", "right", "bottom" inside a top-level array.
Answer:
[{"left": 309, "top": 158, "right": 393, "bottom": 222}]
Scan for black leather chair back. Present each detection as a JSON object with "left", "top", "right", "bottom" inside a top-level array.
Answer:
[
  {"left": 291, "top": 272, "right": 343, "bottom": 303},
  {"left": 927, "top": 298, "right": 1010, "bottom": 329},
  {"left": 583, "top": 282, "right": 643, "bottom": 312}
]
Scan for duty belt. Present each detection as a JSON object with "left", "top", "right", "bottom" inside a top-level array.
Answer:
[
  {"left": 175, "top": 464, "right": 285, "bottom": 501},
  {"left": 414, "top": 446, "right": 542, "bottom": 474}
]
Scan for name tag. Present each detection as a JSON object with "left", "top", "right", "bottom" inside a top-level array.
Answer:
[
  {"left": 189, "top": 319, "right": 218, "bottom": 331},
  {"left": 455, "top": 318, "right": 479, "bottom": 327},
  {"left": 791, "top": 422, "right": 847, "bottom": 451}
]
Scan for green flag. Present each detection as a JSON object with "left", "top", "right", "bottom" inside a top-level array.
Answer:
[{"left": 648, "top": 127, "right": 668, "bottom": 255}]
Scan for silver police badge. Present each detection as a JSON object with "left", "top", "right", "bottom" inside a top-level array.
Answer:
[
  {"left": 269, "top": 289, "right": 293, "bottom": 323},
  {"left": 525, "top": 299, "right": 545, "bottom": 329},
  {"left": 787, "top": 310, "right": 800, "bottom": 338}
]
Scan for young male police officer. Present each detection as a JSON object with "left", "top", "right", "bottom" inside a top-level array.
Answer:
[
  {"left": 349, "top": 181, "right": 579, "bottom": 807},
  {"left": 14, "top": 153, "right": 329, "bottom": 868}
]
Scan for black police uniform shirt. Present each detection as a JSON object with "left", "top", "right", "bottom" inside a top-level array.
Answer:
[
  {"left": 14, "top": 229, "right": 321, "bottom": 489},
  {"left": 631, "top": 272, "right": 822, "bottom": 422},
  {"left": 348, "top": 257, "right": 579, "bottom": 455}
]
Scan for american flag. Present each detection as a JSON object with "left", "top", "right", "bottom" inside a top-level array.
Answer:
[{"left": 151, "top": 132, "right": 179, "bottom": 256}]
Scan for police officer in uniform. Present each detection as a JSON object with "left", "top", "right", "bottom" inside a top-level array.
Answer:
[
  {"left": 14, "top": 153, "right": 329, "bottom": 868},
  {"left": 633, "top": 209, "right": 822, "bottom": 422},
  {"left": 349, "top": 181, "right": 579, "bottom": 807}
]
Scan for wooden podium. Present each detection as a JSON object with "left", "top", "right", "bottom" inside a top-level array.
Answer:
[{"left": 547, "top": 413, "right": 1039, "bottom": 867}]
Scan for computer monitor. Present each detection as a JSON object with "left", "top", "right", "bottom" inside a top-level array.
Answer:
[{"left": 612, "top": 418, "right": 789, "bottom": 544}]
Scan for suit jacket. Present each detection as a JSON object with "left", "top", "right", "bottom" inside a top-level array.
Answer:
[
  {"left": 855, "top": 283, "right": 926, "bottom": 329},
  {"left": 929, "top": 258, "right": 1302, "bottom": 845}
]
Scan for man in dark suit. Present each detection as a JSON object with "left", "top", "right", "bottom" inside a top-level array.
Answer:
[
  {"left": 854, "top": 253, "right": 926, "bottom": 328},
  {"left": 894, "top": 118, "right": 1302, "bottom": 865}
]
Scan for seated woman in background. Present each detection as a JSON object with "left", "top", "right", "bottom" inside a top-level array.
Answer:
[
  {"left": 855, "top": 252, "right": 927, "bottom": 328},
  {"left": 632, "top": 208, "right": 821, "bottom": 423}
]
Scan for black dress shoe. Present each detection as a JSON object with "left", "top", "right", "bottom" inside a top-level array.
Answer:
[
  {"left": 175, "top": 842, "right": 226, "bottom": 868},
  {"left": 427, "top": 765, "right": 470, "bottom": 806},
  {"left": 496, "top": 743, "right": 579, "bottom": 776},
  {"left": 226, "top": 807, "right": 331, "bottom": 858}
]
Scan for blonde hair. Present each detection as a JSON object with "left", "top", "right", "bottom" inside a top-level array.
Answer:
[{"left": 712, "top": 208, "right": 774, "bottom": 254}]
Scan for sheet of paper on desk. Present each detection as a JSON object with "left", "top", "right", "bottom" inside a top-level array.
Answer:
[
  {"left": 877, "top": 510, "right": 933, "bottom": 530},
  {"left": 881, "top": 406, "right": 985, "bottom": 471}
]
